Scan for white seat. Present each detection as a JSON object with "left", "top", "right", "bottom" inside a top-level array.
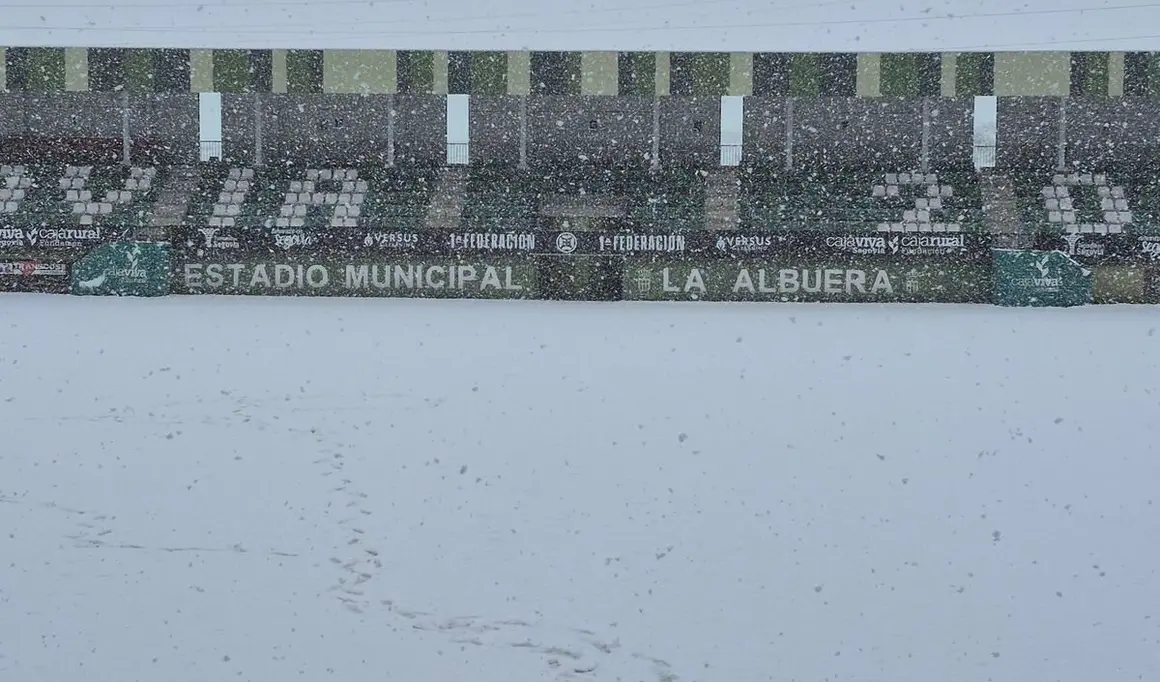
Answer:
[
  {"left": 335, "top": 205, "right": 348, "bottom": 217},
  {"left": 143, "top": 167, "right": 157, "bottom": 177},
  {"left": 872, "top": 185, "right": 886, "bottom": 197},
  {"left": 319, "top": 170, "right": 332, "bottom": 181},
  {"left": 222, "top": 217, "right": 236, "bottom": 227},
  {"left": 1111, "top": 186, "right": 1125, "bottom": 199},
  {"left": 226, "top": 204, "right": 240, "bottom": 216},
  {"left": 347, "top": 205, "right": 361, "bottom": 218},
  {"left": 1059, "top": 197, "right": 1073, "bottom": 211},
  {"left": 79, "top": 166, "right": 92, "bottom": 178},
  {"left": 306, "top": 169, "right": 320, "bottom": 180},
  {"left": 67, "top": 189, "right": 80, "bottom": 201},
  {"left": 118, "top": 191, "right": 131, "bottom": 202},
  {"left": 241, "top": 168, "right": 254, "bottom": 180},
  {"left": 1093, "top": 174, "right": 1107, "bottom": 186},
  {"left": 139, "top": 178, "right": 152, "bottom": 190},
  {"left": 289, "top": 181, "right": 303, "bottom": 192},
  {"left": 1048, "top": 210, "right": 1062, "bottom": 223},
  {"left": 275, "top": 217, "right": 291, "bottom": 228},
  {"left": 220, "top": 192, "right": 233, "bottom": 204},
  {"left": 290, "top": 217, "right": 305, "bottom": 227},
  {"left": 126, "top": 178, "right": 140, "bottom": 191},
  {"left": 0, "top": 165, "right": 11, "bottom": 175},
  {"left": 330, "top": 216, "right": 345, "bottom": 227},
  {"left": 1079, "top": 173, "right": 1093, "bottom": 185},
  {"left": 99, "top": 202, "right": 112, "bottom": 214},
  {"left": 79, "top": 214, "right": 94, "bottom": 225},
  {"left": 929, "top": 197, "right": 942, "bottom": 210},
  {"left": 209, "top": 216, "right": 224, "bottom": 227},
  {"left": 924, "top": 174, "right": 938, "bottom": 184},
  {"left": 10, "top": 166, "right": 23, "bottom": 176},
  {"left": 946, "top": 223, "right": 961, "bottom": 232},
  {"left": 311, "top": 192, "right": 324, "bottom": 204},
  {"left": 84, "top": 202, "right": 98, "bottom": 214},
  {"left": 58, "top": 178, "right": 72, "bottom": 190},
  {"left": 212, "top": 204, "right": 227, "bottom": 216},
  {"left": 231, "top": 191, "right": 245, "bottom": 204},
  {"left": 16, "top": 178, "right": 30, "bottom": 189},
  {"left": 355, "top": 180, "right": 368, "bottom": 193},
  {"left": 916, "top": 209, "right": 930, "bottom": 222},
  {"left": 104, "top": 190, "right": 119, "bottom": 202},
  {"left": 65, "top": 166, "right": 80, "bottom": 177},
  {"left": 886, "top": 185, "right": 899, "bottom": 197},
  {"left": 284, "top": 192, "right": 298, "bottom": 204},
  {"left": 1098, "top": 186, "right": 1111, "bottom": 198},
  {"left": 350, "top": 193, "right": 364, "bottom": 205},
  {"left": 72, "top": 202, "right": 86, "bottom": 214},
  {"left": 72, "top": 178, "right": 86, "bottom": 189},
  {"left": 293, "top": 204, "right": 307, "bottom": 217},
  {"left": 875, "top": 223, "right": 891, "bottom": 232},
  {"left": 1109, "top": 223, "right": 1124, "bottom": 234},
  {"left": 325, "top": 192, "right": 338, "bottom": 205},
  {"left": 280, "top": 205, "right": 294, "bottom": 217},
  {"left": 0, "top": 189, "right": 10, "bottom": 201},
  {"left": 130, "top": 167, "right": 144, "bottom": 179},
  {"left": 224, "top": 179, "right": 237, "bottom": 191},
  {"left": 898, "top": 172, "right": 911, "bottom": 184},
  {"left": 903, "top": 209, "right": 917, "bottom": 222},
  {"left": 915, "top": 198, "right": 929, "bottom": 209},
  {"left": 3, "top": 201, "right": 16, "bottom": 213},
  {"left": 342, "top": 181, "right": 356, "bottom": 193},
  {"left": 1062, "top": 211, "right": 1076, "bottom": 223},
  {"left": 302, "top": 181, "right": 316, "bottom": 193},
  {"left": 236, "top": 180, "right": 250, "bottom": 192}
]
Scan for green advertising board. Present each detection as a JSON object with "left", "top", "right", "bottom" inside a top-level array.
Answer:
[
  {"left": 622, "top": 260, "right": 990, "bottom": 303},
  {"left": 992, "top": 249, "right": 1091, "bottom": 307},
  {"left": 71, "top": 242, "right": 171, "bottom": 297},
  {"left": 174, "top": 256, "right": 536, "bottom": 299}
]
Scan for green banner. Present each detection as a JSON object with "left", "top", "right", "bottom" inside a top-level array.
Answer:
[
  {"left": 175, "top": 257, "right": 536, "bottom": 299},
  {"left": 622, "top": 260, "right": 990, "bottom": 303},
  {"left": 71, "top": 242, "right": 171, "bottom": 297},
  {"left": 992, "top": 250, "right": 1091, "bottom": 307}
]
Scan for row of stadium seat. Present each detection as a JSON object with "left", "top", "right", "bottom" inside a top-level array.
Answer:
[
  {"left": 0, "top": 163, "right": 160, "bottom": 227},
  {"left": 4, "top": 162, "right": 1160, "bottom": 235}
]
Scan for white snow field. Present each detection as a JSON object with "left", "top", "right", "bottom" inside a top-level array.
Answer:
[{"left": 2, "top": 294, "right": 1159, "bottom": 682}]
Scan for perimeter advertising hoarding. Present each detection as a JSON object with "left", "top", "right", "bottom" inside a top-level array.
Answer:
[
  {"left": 623, "top": 260, "right": 989, "bottom": 303},
  {"left": 1034, "top": 232, "right": 1160, "bottom": 303},
  {"left": 174, "top": 257, "right": 536, "bottom": 299},
  {"left": 173, "top": 225, "right": 992, "bottom": 260},
  {"left": 0, "top": 259, "right": 70, "bottom": 293}
]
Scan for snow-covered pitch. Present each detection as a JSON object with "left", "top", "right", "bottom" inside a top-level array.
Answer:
[{"left": 2, "top": 295, "right": 1158, "bottom": 682}]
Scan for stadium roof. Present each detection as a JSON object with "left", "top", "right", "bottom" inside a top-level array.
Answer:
[{"left": 2, "top": 0, "right": 1158, "bottom": 53}]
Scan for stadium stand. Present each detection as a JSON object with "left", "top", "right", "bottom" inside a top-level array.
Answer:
[
  {"left": 462, "top": 165, "right": 706, "bottom": 231},
  {"left": 1013, "top": 172, "right": 1160, "bottom": 236},
  {"left": 182, "top": 163, "right": 708, "bottom": 232},
  {"left": 184, "top": 164, "right": 438, "bottom": 231},
  {"left": 1, "top": 163, "right": 160, "bottom": 229},
  {"left": 738, "top": 169, "right": 984, "bottom": 233}
]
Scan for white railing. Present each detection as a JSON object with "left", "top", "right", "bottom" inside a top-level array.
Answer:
[
  {"left": 200, "top": 140, "right": 223, "bottom": 162},
  {"left": 974, "top": 144, "right": 997, "bottom": 169},
  {"left": 720, "top": 144, "right": 742, "bottom": 167},
  {"left": 447, "top": 142, "right": 469, "bottom": 165}
]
